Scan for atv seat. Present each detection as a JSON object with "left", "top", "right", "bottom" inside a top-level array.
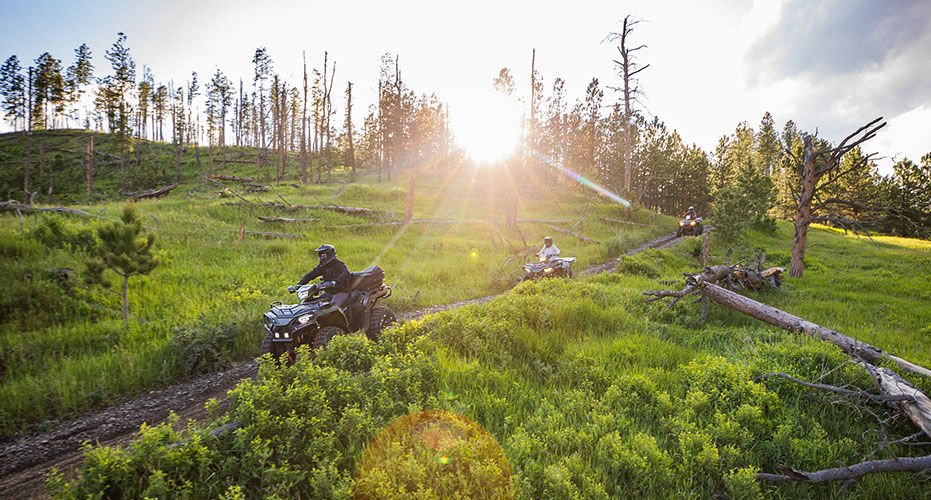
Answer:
[{"left": 350, "top": 266, "right": 385, "bottom": 292}]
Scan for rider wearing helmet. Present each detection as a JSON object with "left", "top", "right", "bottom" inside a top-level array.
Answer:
[
  {"left": 293, "top": 244, "right": 351, "bottom": 307},
  {"left": 683, "top": 206, "right": 697, "bottom": 220},
  {"left": 536, "top": 236, "right": 561, "bottom": 262}
]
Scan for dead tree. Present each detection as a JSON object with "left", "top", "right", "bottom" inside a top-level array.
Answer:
[
  {"left": 605, "top": 15, "right": 649, "bottom": 196},
  {"left": 790, "top": 118, "right": 886, "bottom": 277}
]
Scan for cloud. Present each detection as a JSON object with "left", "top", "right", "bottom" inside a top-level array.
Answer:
[{"left": 744, "top": 0, "right": 931, "bottom": 135}]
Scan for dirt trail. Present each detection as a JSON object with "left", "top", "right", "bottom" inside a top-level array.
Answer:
[{"left": 0, "top": 230, "right": 694, "bottom": 499}]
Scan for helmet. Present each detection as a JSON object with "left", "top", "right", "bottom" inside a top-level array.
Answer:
[
  {"left": 315, "top": 244, "right": 336, "bottom": 265},
  {"left": 688, "top": 206, "right": 694, "bottom": 211},
  {"left": 543, "top": 236, "right": 553, "bottom": 246}
]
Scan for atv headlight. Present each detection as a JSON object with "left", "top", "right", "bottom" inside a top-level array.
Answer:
[
  {"left": 678, "top": 221, "right": 684, "bottom": 226},
  {"left": 274, "top": 331, "right": 281, "bottom": 338},
  {"left": 298, "top": 289, "right": 310, "bottom": 301},
  {"left": 543, "top": 267, "right": 555, "bottom": 274},
  {"left": 283, "top": 331, "right": 290, "bottom": 338},
  {"left": 297, "top": 314, "right": 313, "bottom": 325}
]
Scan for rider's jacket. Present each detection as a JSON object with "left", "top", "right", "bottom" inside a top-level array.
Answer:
[{"left": 298, "top": 258, "right": 351, "bottom": 293}]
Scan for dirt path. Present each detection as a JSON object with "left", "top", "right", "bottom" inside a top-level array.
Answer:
[{"left": 0, "top": 230, "right": 694, "bottom": 498}]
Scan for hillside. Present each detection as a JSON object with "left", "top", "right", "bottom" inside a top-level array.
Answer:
[{"left": 40, "top": 221, "right": 931, "bottom": 498}]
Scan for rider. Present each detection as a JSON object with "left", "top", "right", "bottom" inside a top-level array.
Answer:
[
  {"left": 536, "top": 236, "right": 561, "bottom": 262},
  {"left": 683, "top": 206, "right": 697, "bottom": 220},
  {"left": 290, "top": 244, "right": 351, "bottom": 307}
]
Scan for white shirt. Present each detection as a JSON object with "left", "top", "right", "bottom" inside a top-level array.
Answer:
[{"left": 537, "top": 244, "right": 560, "bottom": 261}]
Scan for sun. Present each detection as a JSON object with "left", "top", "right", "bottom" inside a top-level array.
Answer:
[{"left": 452, "top": 88, "right": 523, "bottom": 164}]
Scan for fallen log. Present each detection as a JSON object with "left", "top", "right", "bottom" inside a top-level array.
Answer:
[
  {"left": 757, "top": 454, "right": 931, "bottom": 483},
  {"left": 700, "top": 282, "right": 931, "bottom": 379},
  {"left": 126, "top": 183, "right": 178, "bottom": 201},
  {"left": 243, "top": 230, "right": 301, "bottom": 239},
  {"left": 0, "top": 200, "right": 99, "bottom": 218},
  {"left": 244, "top": 183, "right": 268, "bottom": 193},
  {"left": 224, "top": 201, "right": 375, "bottom": 215},
  {"left": 545, "top": 223, "right": 596, "bottom": 243},
  {"left": 516, "top": 218, "right": 574, "bottom": 224},
  {"left": 209, "top": 174, "right": 256, "bottom": 182},
  {"left": 258, "top": 216, "right": 319, "bottom": 223},
  {"left": 597, "top": 216, "right": 650, "bottom": 227}
]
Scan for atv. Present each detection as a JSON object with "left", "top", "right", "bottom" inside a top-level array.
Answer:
[
  {"left": 522, "top": 256, "right": 576, "bottom": 281},
  {"left": 260, "top": 265, "right": 396, "bottom": 364},
  {"left": 676, "top": 215, "right": 703, "bottom": 237}
]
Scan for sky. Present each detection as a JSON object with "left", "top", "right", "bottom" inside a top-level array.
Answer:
[{"left": 1, "top": 0, "right": 929, "bottom": 172}]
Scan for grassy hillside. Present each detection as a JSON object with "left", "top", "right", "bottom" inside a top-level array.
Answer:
[
  {"left": 0, "top": 142, "right": 669, "bottom": 436},
  {"left": 52, "top": 223, "right": 931, "bottom": 498}
]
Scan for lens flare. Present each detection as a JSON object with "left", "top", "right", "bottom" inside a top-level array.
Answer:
[{"left": 530, "top": 150, "right": 631, "bottom": 208}]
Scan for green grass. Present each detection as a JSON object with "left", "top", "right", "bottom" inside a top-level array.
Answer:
[
  {"left": 52, "top": 221, "right": 931, "bottom": 498},
  {"left": 0, "top": 153, "right": 668, "bottom": 436}
]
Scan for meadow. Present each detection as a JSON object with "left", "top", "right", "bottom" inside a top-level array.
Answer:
[
  {"left": 0, "top": 147, "right": 668, "bottom": 437},
  {"left": 52, "top": 222, "right": 931, "bottom": 498}
]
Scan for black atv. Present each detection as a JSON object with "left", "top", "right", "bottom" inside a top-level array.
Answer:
[
  {"left": 676, "top": 215, "right": 703, "bottom": 237},
  {"left": 522, "top": 257, "right": 576, "bottom": 281},
  {"left": 260, "top": 266, "right": 396, "bottom": 364}
]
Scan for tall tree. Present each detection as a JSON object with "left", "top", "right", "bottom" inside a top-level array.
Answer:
[
  {"left": 32, "top": 52, "right": 65, "bottom": 129},
  {"left": 252, "top": 47, "right": 273, "bottom": 174},
  {"left": 64, "top": 43, "right": 94, "bottom": 127},
  {"left": 789, "top": 117, "right": 886, "bottom": 277},
  {"left": 300, "top": 52, "right": 309, "bottom": 183},
  {"left": 606, "top": 15, "right": 649, "bottom": 196},
  {"left": 755, "top": 111, "right": 780, "bottom": 176},
  {"left": 206, "top": 68, "right": 233, "bottom": 146},
  {"left": 100, "top": 32, "right": 136, "bottom": 189},
  {"left": 0, "top": 55, "right": 26, "bottom": 130},
  {"left": 345, "top": 81, "right": 356, "bottom": 178}
]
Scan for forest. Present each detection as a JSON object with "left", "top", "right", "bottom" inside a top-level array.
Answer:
[{"left": 2, "top": 32, "right": 929, "bottom": 241}]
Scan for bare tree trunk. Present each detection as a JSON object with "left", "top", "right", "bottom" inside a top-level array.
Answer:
[
  {"left": 86, "top": 135, "right": 94, "bottom": 195},
  {"left": 790, "top": 135, "right": 817, "bottom": 277},
  {"left": 405, "top": 173, "right": 415, "bottom": 224},
  {"left": 300, "top": 52, "right": 308, "bottom": 184},
  {"left": 24, "top": 132, "right": 32, "bottom": 204},
  {"left": 346, "top": 81, "right": 355, "bottom": 179},
  {"left": 121, "top": 274, "right": 129, "bottom": 327}
]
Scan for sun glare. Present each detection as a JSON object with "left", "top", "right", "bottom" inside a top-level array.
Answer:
[{"left": 453, "top": 89, "right": 523, "bottom": 164}]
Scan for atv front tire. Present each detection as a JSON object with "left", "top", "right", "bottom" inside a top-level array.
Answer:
[
  {"left": 259, "top": 332, "right": 272, "bottom": 355},
  {"left": 366, "top": 305, "right": 397, "bottom": 341},
  {"left": 312, "top": 325, "right": 344, "bottom": 349}
]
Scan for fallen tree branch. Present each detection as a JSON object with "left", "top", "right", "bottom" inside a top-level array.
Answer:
[
  {"left": 545, "top": 223, "right": 596, "bottom": 243},
  {"left": 0, "top": 200, "right": 100, "bottom": 218},
  {"left": 760, "top": 372, "right": 916, "bottom": 404},
  {"left": 258, "top": 216, "right": 319, "bottom": 223},
  {"left": 224, "top": 201, "right": 375, "bottom": 215},
  {"left": 597, "top": 216, "right": 650, "bottom": 227},
  {"left": 126, "top": 183, "right": 178, "bottom": 201},
  {"left": 243, "top": 230, "right": 301, "bottom": 239},
  {"left": 208, "top": 174, "right": 256, "bottom": 182},
  {"left": 757, "top": 454, "right": 931, "bottom": 483}
]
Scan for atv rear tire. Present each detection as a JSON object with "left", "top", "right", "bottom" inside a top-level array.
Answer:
[
  {"left": 312, "top": 325, "right": 344, "bottom": 349},
  {"left": 366, "top": 305, "right": 397, "bottom": 341}
]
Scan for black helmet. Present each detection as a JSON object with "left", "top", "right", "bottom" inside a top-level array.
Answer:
[
  {"left": 543, "top": 236, "right": 553, "bottom": 246},
  {"left": 315, "top": 244, "right": 336, "bottom": 265}
]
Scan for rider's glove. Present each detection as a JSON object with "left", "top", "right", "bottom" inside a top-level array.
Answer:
[
  {"left": 287, "top": 285, "right": 297, "bottom": 293},
  {"left": 321, "top": 281, "right": 335, "bottom": 289}
]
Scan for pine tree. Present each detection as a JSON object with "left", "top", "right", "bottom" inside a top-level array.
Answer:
[
  {"left": 87, "top": 205, "right": 159, "bottom": 326},
  {"left": 32, "top": 52, "right": 65, "bottom": 129},
  {"left": 0, "top": 55, "right": 26, "bottom": 130},
  {"left": 65, "top": 43, "right": 94, "bottom": 127}
]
